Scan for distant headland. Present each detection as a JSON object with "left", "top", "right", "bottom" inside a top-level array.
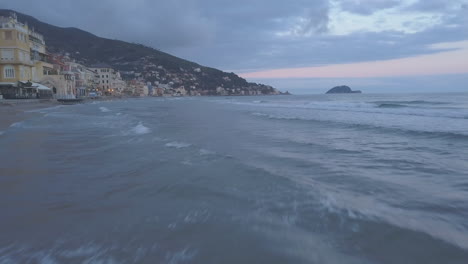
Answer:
[{"left": 326, "top": 86, "right": 362, "bottom": 94}]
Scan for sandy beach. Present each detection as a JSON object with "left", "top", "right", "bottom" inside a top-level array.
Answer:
[{"left": 0, "top": 99, "right": 58, "bottom": 131}]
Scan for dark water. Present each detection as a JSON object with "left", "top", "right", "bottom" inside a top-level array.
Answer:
[{"left": 1, "top": 93, "right": 468, "bottom": 263}]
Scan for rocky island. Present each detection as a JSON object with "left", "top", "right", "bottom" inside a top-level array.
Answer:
[{"left": 326, "top": 86, "right": 362, "bottom": 94}]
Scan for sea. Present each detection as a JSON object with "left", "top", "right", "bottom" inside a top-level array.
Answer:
[{"left": 1, "top": 93, "right": 468, "bottom": 263}]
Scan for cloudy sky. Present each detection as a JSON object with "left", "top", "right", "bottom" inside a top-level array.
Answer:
[{"left": 3, "top": 0, "right": 468, "bottom": 93}]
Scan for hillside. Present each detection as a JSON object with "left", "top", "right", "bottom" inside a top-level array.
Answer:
[{"left": 0, "top": 9, "right": 277, "bottom": 95}]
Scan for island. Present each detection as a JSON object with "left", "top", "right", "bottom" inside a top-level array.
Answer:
[{"left": 326, "top": 85, "right": 362, "bottom": 94}]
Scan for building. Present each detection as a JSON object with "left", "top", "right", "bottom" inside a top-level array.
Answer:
[
  {"left": 37, "top": 54, "right": 76, "bottom": 99},
  {"left": 29, "top": 26, "right": 53, "bottom": 83},
  {"left": 0, "top": 14, "right": 35, "bottom": 98},
  {"left": 0, "top": 13, "right": 53, "bottom": 99},
  {"left": 90, "top": 63, "right": 126, "bottom": 95},
  {"left": 64, "top": 61, "right": 97, "bottom": 97}
]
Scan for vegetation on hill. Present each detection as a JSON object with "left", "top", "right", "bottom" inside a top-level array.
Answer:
[{"left": 0, "top": 9, "right": 277, "bottom": 94}]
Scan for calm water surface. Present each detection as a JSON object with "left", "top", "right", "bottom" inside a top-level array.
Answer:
[{"left": 1, "top": 93, "right": 468, "bottom": 263}]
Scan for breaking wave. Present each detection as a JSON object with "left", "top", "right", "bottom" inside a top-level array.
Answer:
[
  {"left": 130, "top": 122, "right": 151, "bottom": 135},
  {"left": 242, "top": 100, "right": 468, "bottom": 119},
  {"left": 165, "top": 141, "right": 192, "bottom": 149},
  {"left": 99, "top": 107, "right": 111, "bottom": 113}
]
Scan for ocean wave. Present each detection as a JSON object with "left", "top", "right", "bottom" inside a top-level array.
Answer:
[
  {"left": 251, "top": 111, "right": 468, "bottom": 138},
  {"left": 377, "top": 103, "right": 408, "bottom": 108},
  {"left": 373, "top": 100, "right": 448, "bottom": 105},
  {"left": 26, "top": 105, "right": 64, "bottom": 113},
  {"left": 0, "top": 243, "right": 119, "bottom": 264},
  {"left": 99, "top": 106, "right": 111, "bottom": 113},
  {"left": 165, "top": 247, "right": 198, "bottom": 264},
  {"left": 130, "top": 122, "right": 151, "bottom": 135},
  {"left": 0, "top": 242, "right": 161, "bottom": 264},
  {"left": 317, "top": 191, "right": 468, "bottom": 250},
  {"left": 199, "top": 148, "right": 216, "bottom": 155},
  {"left": 165, "top": 141, "right": 192, "bottom": 149},
  {"left": 9, "top": 121, "right": 24, "bottom": 128},
  {"left": 243, "top": 100, "right": 468, "bottom": 119}
]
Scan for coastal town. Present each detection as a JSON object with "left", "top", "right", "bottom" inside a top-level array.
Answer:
[{"left": 0, "top": 13, "right": 282, "bottom": 101}]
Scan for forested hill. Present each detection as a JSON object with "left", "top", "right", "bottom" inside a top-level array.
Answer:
[{"left": 0, "top": 9, "right": 277, "bottom": 95}]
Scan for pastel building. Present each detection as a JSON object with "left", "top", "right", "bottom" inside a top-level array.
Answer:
[
  {"left": 0, "top": 13, "right": 52, "bottom": 98},
  {"left": 91, "top": 63, "right": 124, "bottom": 95}
]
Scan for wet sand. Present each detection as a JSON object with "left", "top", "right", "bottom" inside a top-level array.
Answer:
[{"left": 0, "top": 99, "right": 58, "bottom": 131}]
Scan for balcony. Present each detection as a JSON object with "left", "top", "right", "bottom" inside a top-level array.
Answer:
[{"left": 0, "top": 58, "right": 34, "bottom": 66}]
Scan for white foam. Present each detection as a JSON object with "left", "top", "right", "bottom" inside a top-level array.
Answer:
[
  {"left": 99, "top": 107, "right": 111, "bottom": 113},
  {"left": 10, "top": 121, "right": 24, "bottom": 128},
  {"left": 0, "top": 244, "right": 120, "bottom": 264},
  {"left": 318, "top": 190, "right": 468, "bottom": 250},
  {"left": 165, "top": 141, "right": 191, "bottom": 149},
  {"left": 26, "top": 105, "right": 64, "bottom": 113},
  {"left": 199, "top": 149, "right": 216, "bottom": 155},
  {"left": 244, "top": 100, "right": 468, "bottom": 120},
  {"left": 181, "top": 160, "right": 193, "bottom": 166},
  {"left": 130, "top": 122, "right": 151, "bottom": 135},
  {"left": 166, "top": 247, "right": 197, "bottom": 264},
  {"left": 251, "top": 112, "right": 270, "bottom": 117}
]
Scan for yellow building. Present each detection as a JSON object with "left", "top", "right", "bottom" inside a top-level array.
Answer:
[
  {"left": 0, "top": 13, "right": 52, "bottom": 99},
  {"left": 29, "top": 29, "right": 53, "bottom": 83}
]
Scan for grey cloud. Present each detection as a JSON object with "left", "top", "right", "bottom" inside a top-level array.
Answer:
[
  {"left": 407, "top": 0, "right": 468, "bottom": 12},
  {"left": 2, "top": 0, "right": 467, "bottom": 73},
  {"left": 336, "top": 0, "right": 400, "bottom": 15},
  {"left": 3, "top": 0, "right": 217, "bottom": 49}
]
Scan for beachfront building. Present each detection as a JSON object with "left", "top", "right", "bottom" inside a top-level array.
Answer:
[
  {"left": 0, "top": 13, "right": 52, "bottom": 99},
  {"left": 91, "top": 63, "right": 126, "bottom": 95},
  {"left": 64, "top": 61, "right": 97, "bottom": 97},
  {"left": 0, "top": 14, "right": 34, "bottom": 98},
  {"left": 112, "top": 72, "right": 126, "bottom": 95},
  {"left": 123, "top": 79, "right": 148, "bottom": 96},
  {"left": 40, "top": 54, "right": 76, "bottom": 99},
  {"left": 91, "top": 63, "right": 112, "bottom": 94},
  {"left": 29, "top": 27, "right": 53, "bottom": 84},
  {"left": 40, "top": 73, "right": 76, "bottom": 99}
]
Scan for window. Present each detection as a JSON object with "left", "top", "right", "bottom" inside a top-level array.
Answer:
[
  {"left": 106, "top": 80, "right": 109, "bottom": 83},
  {"left": 102, "top": 80, "right": 105, "bottom": 83},
  {"left": 106, "top": 75, "right": 108, "bottom": 78},
  {"left": 4, "top": 65, "right": 15, "bottom": 79},
  {"left": 20, "top": 66, "right": 26, "bottom": 79},
  {"left": 102, "top": 75, "right": 104, "bottom": 78},
  {"left": 0, "top": 49, "right": 14, "bottom": 61},
  {"left": 19, "top": 51, "right": 24, "bottom": 62},
  {"left": 4, "top": 31, "right": 12, "bottom": 40}
]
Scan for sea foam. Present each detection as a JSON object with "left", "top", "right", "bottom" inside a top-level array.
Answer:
[
  {"left": 99, "top": 107, "right": 111, "bottom": 113},
  {"left": 130, "top": 122, "right": 151, "bottom": 135},
  {"left": 165, "top": 141, "right": 191, "bottom": 149}
]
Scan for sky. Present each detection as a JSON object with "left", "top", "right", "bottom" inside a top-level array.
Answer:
[{"left": 3, "top": 0, "right": 468, "bottom": 93}]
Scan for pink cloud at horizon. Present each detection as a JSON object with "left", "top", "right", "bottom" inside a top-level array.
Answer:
[{"left": 240, "top": 41, "right": 468, "bottom": 79}]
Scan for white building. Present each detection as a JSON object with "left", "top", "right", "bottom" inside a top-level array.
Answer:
[{"left": 90, "top": 63, "right": 125, "bottom": 95}]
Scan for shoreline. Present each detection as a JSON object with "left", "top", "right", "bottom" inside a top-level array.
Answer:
[
  {"left": 0, "top": 99, "right": 59, "bottom": 131},
  {"left": 0, "top": 96, "right": 127, "bottom": 132},
  {"left": 0, "top": 93, "right": 286, "bottom": 132}
]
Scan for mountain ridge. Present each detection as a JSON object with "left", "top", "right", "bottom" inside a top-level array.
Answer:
[{"left": 0, "top": 9, "right": 278, "bottom": 95}]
